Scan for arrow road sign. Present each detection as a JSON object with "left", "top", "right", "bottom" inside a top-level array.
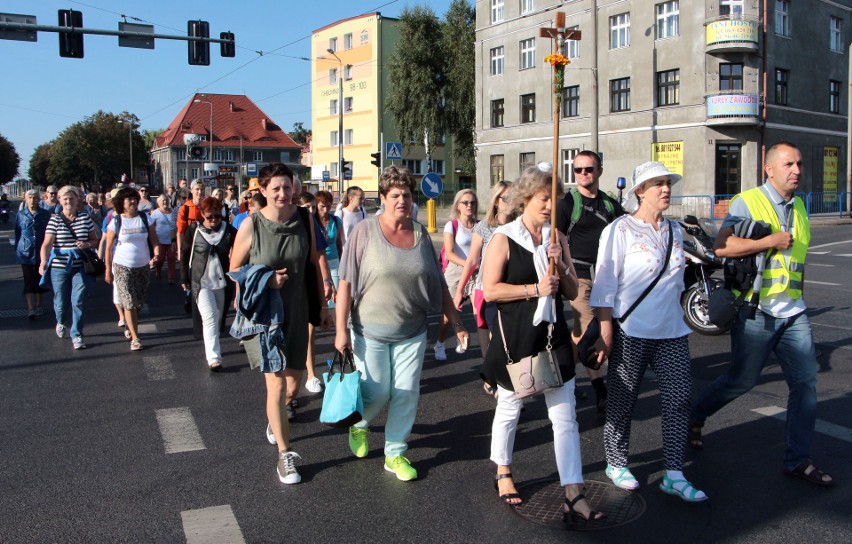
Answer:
[
  {"left": 386, "top": 142, "right": 402, "bottom": 160},
  {"left": 420, "top": 172, "right": 443, "bottom": 199}
]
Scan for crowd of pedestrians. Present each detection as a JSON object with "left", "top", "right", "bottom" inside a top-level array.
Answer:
[{"left": 9, "top": 141, "right": 832, "bottom": 520}]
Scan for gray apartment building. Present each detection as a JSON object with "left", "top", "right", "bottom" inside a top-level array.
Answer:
[{"left": 475, "top": 0, "right": 850, "bottom": 211}]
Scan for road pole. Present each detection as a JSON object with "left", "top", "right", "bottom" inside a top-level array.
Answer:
[{"left": 427, "top": 198, "right": 436, "bottom": 233}]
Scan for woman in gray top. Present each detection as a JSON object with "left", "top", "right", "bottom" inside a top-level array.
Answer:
[{"left": 335, "top": 165, "right": 469, "bottom": 482}]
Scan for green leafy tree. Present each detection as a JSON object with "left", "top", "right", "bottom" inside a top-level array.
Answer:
[
  {"left": 142, "top": 129, "right": 164, "bottom": 150},
  {"left": 290, "top": 122, "right": 311, "bottom": 144},
  {"left": 28, "top": 142, "right": 53, "bottom": 188},
  {"left": 0, "top": 133, "right": 21, "bottom": 185},
  {"left": 386, "top": 5, "right": 446, "bottom": 155},
  {"left": 441, "top": 0, "right": 476, "bottom": 175}
]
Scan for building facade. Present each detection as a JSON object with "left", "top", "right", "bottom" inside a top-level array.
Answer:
[
  {"left": 311, "top": 13, "right": 461, "bottom": 198},
  {"left": 149, "top": 93, "right": 302, "bottom": 191},
  {"left": 475, "top": 0, "right": 850, "bottom": 210}
]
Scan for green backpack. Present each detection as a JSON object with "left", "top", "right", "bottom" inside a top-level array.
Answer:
[{"left": 566, "top": 187, "right": 618, "bottom": 236}]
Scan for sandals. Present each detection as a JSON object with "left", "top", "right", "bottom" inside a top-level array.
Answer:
[
  {"left": 494, "top": 473, "right": 523, "bottom": 505},
  {"left": 563, "top": 494, "right": 605, "bottom": 524},
  {"left": 130, "top": 339, "right": 143, "bottom": 351},
  {"left": 208, "top": 360, "right": 222, "bottom": 372},
  {"left": 605, "top": 465, "right": 639, "bottom": 490},
  {"left": 687, "top": 419, "right": 704, "bottom": 451},
  {"left": 659, "top": 475, "right": 708, "bottom": 502},
  {"left": 783, "top": 460, "right": 834, "bottom": 487}
]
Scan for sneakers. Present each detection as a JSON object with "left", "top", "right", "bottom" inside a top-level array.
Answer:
[
  {"left": 305, "top": 376, "right": 323, "bottom": 394},
  {"left": 277, "top": 451, "right": 302, "bottom": 485},
  {"left": 266, "top": 424, "right": 277, "bottom": 445},
  {"left": 433, "top": 341, "right": 447, "bottom": 361},
  {"left": 606, "top": 465, "right": 640, "bottom": 490},
  {"left": 55, "top": 323, "right": 66, "bottom": 338},
  {"left": 349, "top": 427, "right": 369, "bottom": 458},
  {"left": 286, "top": 401, "right": 296, "bottom": 422},
  {"left": 27, "top": 309, "right": 36, "bottom": 321},
  {"left": 72, "top": 337, "right": 86, "bottom": 350},
  {"left": 385, "top": 455, "right": 417, "bottom": 481}
]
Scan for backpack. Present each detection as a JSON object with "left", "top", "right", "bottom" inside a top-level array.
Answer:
[
  {"left": 566, "top": 187, "right": 618, "bottom": 236},
  {"left": 113, "top": 212, "right": 153, "bottom": 259},
  {"left": 439, "top": 219, "right": 459, "bottom": 272}
]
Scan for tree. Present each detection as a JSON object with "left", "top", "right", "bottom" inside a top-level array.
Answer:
[
  {"left": 441, "top": 0, "right": 476, "bottom": 175},
  {"left": 28, "top": 142, "right": 53, "bottom": 188},
  {"left": 386, "top": 5, "right": 446, "bottom": 158},
  {"left": 142, "top": 129, "right": 164, "bottom": 150},
  {"left": 0, "top": 133, "right": 21, "bottom": 185},
  {"left": 290, "top": 122, "right": 311, "bottom": 144}
]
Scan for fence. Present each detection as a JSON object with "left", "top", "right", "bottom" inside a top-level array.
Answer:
[{"left": 667, "top": 192, "right": 852, "bottom": 221}]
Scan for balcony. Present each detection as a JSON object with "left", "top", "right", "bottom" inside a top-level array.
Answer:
[
  {"left": 705, "top": 18, "right": 759, "bottom": 53},
  {"left": 706, "top": 93, "right": 760, "bottom": 126}
]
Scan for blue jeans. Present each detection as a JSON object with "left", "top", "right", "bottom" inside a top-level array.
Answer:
[
  {"left": 691, "top": 309, "right": 818, "bottom": 470},
  {"left": 51, "top": 265, "right": 89, "bottom": 338}
]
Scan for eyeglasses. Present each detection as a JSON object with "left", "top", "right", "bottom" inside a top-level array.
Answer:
[
  {"left": 203, "top": 215, "right": 221, "bottom": 221},
  {"left": 499, "top": 195, "right": 511, "bottom": 203},
  {"left": 573, "top": 166, "right": 597, "bottom": 174},
  {"left": 459, "top": 200, "right": 476, "bottom": 206}
]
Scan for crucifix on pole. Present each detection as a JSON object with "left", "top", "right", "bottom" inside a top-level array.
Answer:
[{"left": 540, "top": 12, "right": 581, "bottom": 273}]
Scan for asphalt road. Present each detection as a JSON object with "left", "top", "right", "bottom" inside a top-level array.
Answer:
[{"left": 0, "top": 215, "right": 850, "bottom": 544}]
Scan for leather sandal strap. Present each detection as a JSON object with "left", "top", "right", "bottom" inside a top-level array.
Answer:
[
  {"left": 495, "top": 473, "right": 514, "bottom": 482},
  {"left": 566, "top": 493, "right": 587, "bottom": 508}
]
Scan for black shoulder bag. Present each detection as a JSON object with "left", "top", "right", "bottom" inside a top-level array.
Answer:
[{"left": 59, "top": 213, "right": 105, "bottom": 277}]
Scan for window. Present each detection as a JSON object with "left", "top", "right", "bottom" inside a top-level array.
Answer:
[
  {"left": 344, "top": 33, "right": 353, "bottom": 50},
  {"left": 775, "top": 1, "right": 790, "bottom": 37},
  {"left": 491, "top": 99, "right": 505, "bottom": 127},
  {"left": 213, "top": 150, "right": 234, "bottom": 162},
  {"left": 610, "top": 13, "right": 630, "bottom": 49},
  {"left": 253, "top": 151, "right": 263, "bottom": 161},
  {"left": 830, "top": 80, "right": 841, "bottom": 113},
  {"left": 520, "top": 152, "right": 536, "bottom": 174},
  {"left": 344, "top": 65, "right": 353, "bottom": 80},
  {"left": 330, "top": 99, "right": 338, "bottom": 116},
  {"left": 330, "top": 131, "right": 338, "bottom": 147},
  {"left": 719, "top": 0, "right": 744, "bottom": 18},
  {"left": 176, "top": 149, "right": 186, "bottom": 161},
  {"left": 519, "top": 38, "right": 535, "bottom": 69},
  {"left": 562, "top": 85, "right": 579, "bottom": 117},
  {"left": 521, "top": 0, "right": 535, "bottom": 14},
  {"left": 719, "top": 63, "right": 743, "bottom": 91},
  {"left": 329, "top": 68, "right": 337, "bottom": 85},
  {"left": 656, "top": 1, "right": 679, "bottom": 39},
  {"left": 491, "top": 0, "right": 504, "bottom": 24},
  {"left": 328, "top": 37, "right": 337, "bottom": 52},
  {"left": 344, "top": 129, "right": 353, "bottom": 145},
  {"left": 520, "top": 93, "right": 536, "bottom": 123},
  {"left": 344, "top": 97, "right": 353, "bottom": 112},
  {"left": 490, "top": 155, "right": 505, "bottom": 185},
  {"left": 490, "top": 46, "right": 505, "bottom": 75},
  {"left": 657, "top": 69, "right": 680, "bottom": 106},
  {"left": 190, "top": 168, "right": 199, "bottom": 179},
  {"left": 775, "top": 68, "right": 788, "bottom": 105},
  {"left": 403, "top": 159, "right": 423, "bottom": 174},
  {"left": 177, "top": 168, "right": 185, "bottom": 180},
  {"left": 330, "top": 162, "right": 338, "bottom": 178},
  {"left": 567, "top": 26, "right": 580, "bottom": 59},
  {"left": 610, "top": 78, "right": 631, "bottom": 112},
  {"left": 830, "top": 17, "right": 843, "bottom": 52},
  {"left": 432, "top": 160, "right": 445, "bottom": 175},
  {"left": 562, "top": 149, "right": 579, "bottom": 184}
]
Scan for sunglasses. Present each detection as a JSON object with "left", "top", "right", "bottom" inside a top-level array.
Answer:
[
  {"left": 203, "top": 215, "right": 222, "bottom": 221},
  {"left": 573, "top": 166, "right": 597, "bottom": 174},
  {"left": 459, "top": 200, "right": 476, "bottom": 206},
  {"left": 139, "top": 189, "right": 148, "bottom": 192},
  {"left": 49, "top": 192, "right": 58, "bottom": 195}
]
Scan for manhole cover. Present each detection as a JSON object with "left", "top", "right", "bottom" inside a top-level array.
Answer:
[{"left": 512, "top": 479, "right": 645, "bottom": 531}]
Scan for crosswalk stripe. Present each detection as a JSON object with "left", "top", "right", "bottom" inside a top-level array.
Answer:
[
  {"left": 804, "top": 280, "right": 840, "bottom": 286},
  {"left": 181, "top": 505, "right": 246, "bottom": 544},
  {"left": 138, "top": 323, "right": 158, "bottom": 334},
  {"left": 155, "top": 407, "right": 206, "bottom": 453},
  {"left": 752, "top": 406, "right": 852, "bottom": 444},
  {"left": 143, "top": 356, "right": 175, "bottom": 380}
]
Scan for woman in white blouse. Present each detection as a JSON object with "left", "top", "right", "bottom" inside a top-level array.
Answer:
[{"left": 590, "top": 162, "right": 708, "bottom": 503}]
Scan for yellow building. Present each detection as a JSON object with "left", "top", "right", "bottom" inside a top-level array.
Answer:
[{"left": 311, "top": 13, "right": 460, "bottom": 199}]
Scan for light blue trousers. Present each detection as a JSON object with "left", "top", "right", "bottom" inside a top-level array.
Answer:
[{"left": 351, "top": 330, "right": 427, "bottom": 458}]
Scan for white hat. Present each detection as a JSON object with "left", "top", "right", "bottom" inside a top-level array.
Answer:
[{"left": 624, "top": 161, "right": 682, "bottom": 212}]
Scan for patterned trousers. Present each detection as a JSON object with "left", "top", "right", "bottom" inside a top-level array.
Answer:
[{"left": 604, "top": 327, "right": 691, "bottom": 470}]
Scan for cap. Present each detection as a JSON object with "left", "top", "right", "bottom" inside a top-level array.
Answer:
[{"left": 248, "top": 177, "right": 260, "bottom": 191}]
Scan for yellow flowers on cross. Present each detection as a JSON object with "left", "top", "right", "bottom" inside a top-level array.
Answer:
[{"left": 544, "top": 53, "right": 570, "bottom": 67}]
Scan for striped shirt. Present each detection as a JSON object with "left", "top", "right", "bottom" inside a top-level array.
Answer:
[{"left": 46, "top": 213, "right": 96, "bottom": 268}]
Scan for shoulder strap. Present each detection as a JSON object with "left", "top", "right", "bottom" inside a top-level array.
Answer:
[
  {"left": 114, "top": 213, "right": 122, "bottom": 234},
  {"left": 617, "top": 220, "right": 674, "bottom": 324},
  {"left": 568, "top": 189, "right": 581, "bottom": 234},
  {"left": 451, "top": 219, "right": 458, "bottom": 236},
  {"left": 58, "top": 213, "right": 81, "bottom": 241},
  {"left": 601, "top": 193, "right": 616, "bottom": 216}
]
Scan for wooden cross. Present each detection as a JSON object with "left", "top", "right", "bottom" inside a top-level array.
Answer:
[{"left": 540, "top": 12, "right": 581, "bottom": 273}]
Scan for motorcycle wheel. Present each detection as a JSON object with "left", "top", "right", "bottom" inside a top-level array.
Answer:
[{"left": 682, "top": 279, "right": 729, "bottom": 336}]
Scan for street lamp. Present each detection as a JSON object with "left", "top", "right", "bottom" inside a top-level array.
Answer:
[
  {"left": 326, "top": 48, "right": 345, "bottom": 198},
  {"left": 194, "top": 97, "right": 214, "bottom": 177}
]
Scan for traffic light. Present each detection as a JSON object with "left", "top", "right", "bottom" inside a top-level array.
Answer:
[
  {"left": 342, "top": 160, "right": 352, "bottom": 180},
  {"left": 188, "top": 20, "right": 210, "bottom": 66},
  {"left": 220, "top": 31, "right": 235, "bottom": 58},
  {"left": 58, "top": 9, "right": 84, "bottom": 59},
  {"left": 370, "top": 152, "right": 381, "bottom": 169}
]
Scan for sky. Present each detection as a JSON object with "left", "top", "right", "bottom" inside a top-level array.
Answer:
[{"left": 0, "top": 0, "right": 457, "bottom": 178}]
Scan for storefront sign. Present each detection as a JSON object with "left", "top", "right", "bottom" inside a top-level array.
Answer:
[
  {"left": 706, "top": 19, "right": 759, "bottom": 45},
  {"left": 707, "top": 94, "right": 759, "bottom": 117},
  {"left": 650, "top": 141, "right": 684, "bottom": 177}
]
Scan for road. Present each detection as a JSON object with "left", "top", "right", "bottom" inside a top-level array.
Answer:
[{"left": 0, "top": 216, "right": 850, "bottom": 543}]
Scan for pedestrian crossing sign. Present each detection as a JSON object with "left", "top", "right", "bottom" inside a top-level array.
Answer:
[{"left": 386, "top": 142, "right": 402, "bottom": 160}]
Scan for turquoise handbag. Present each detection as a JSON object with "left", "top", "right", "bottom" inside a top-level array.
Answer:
[{"left": 320, "top": 349, "right": 364, "bottom": 428}]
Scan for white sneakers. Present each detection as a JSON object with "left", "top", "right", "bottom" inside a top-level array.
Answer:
[
  {"left": 305, "top": 376, "right": 323, "bottom": 394},
  {"left": 55, "top": 323, "right": 66, "bottom": 338},
  {"left": 433, "top": 341, "right": 447, "bottom": 361}
]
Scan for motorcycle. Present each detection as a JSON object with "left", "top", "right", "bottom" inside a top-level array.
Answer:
[{"left": 679, "top": 215, "right": 729, "bottom": 335}]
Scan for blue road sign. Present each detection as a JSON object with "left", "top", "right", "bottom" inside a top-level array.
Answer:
[
  {"left": 322, "top": 170, "right": 330, "bottom": 181},
  {"left": 246, "top": 162, "right": 258, "bottom": 176},
  {"left": 386, "top": 142, "right": 402, "bottom": 160},
  {"left": 420, "top": 172, "right": 443, "bottom": 199}
]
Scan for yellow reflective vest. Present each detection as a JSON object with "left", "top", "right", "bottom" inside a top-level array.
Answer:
[{"left": 734, "top": 186, "right": 810, "bottom": 300}]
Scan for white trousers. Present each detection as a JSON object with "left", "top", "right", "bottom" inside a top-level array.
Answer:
[
  {"left": 490, "top": 378, "right": 583, "bottom": 486},
  {"left": 197, "top": 287, "right": 224, "bottom": 364}
]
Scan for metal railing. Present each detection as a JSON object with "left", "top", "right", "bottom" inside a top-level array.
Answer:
[{"left": 665, "top": 192, "right": 852, "bottom": 221}]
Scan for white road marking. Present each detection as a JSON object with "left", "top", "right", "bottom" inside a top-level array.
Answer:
[
  {"left": 155, "top": 407, "right": 206, "bottom": 453},
  {"left": 804, "top": 280, "right": 841, "bottom": 286},
  {"left": 138, "top": 323, "right": 158, "bottom": 334},
  {"left": 753, "top": 406, "right": 852, "bottom": 444},
  {"left": 809, "top": 240, "right": 852, "bottom": 249},
  {"left": 835, "top": 254, "right": 852, "bottom": 257},
  {"left": 181, "top": 505, "right": 246, "bottom": 544},
  {"left": 808, "top": 251, "right": 830, "bottom": 255},
  {"left": 143, "top": 356, "right": 175, "bottom": 380},
  {"left": 808, "top": 263, "right": 834, "bottom": 267}
]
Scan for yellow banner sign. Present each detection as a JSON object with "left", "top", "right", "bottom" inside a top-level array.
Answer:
[
  {"left": 706, "top": 19, "right": 759, "bottom": 44},
  {"left": 651, "top": 141, "right": 684, "bottom": 177},
  {"left": 824, "top": 147, "right": 838, "bottom": 193}
]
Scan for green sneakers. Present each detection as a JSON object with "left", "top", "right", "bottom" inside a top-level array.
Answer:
[
  {"left": 349, "top": 427, "right": 369, "bottom": 458},
  {"left": 384, "top": 455, "right": 417, "bottom": 481}
]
